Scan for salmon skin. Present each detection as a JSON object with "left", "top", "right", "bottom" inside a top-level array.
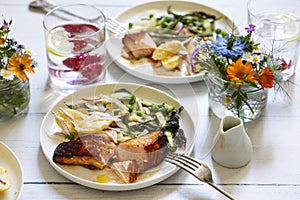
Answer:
[{"left": 53, "top": 135, "right": 116, "bottom": 169}]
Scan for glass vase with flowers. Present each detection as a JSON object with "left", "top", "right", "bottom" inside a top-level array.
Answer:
[
  {"left": 191, "top": 24, "right": 288, "bottom": 122},
  {"left": 0, "top": 19, "right": 37, "bottom": 122}
]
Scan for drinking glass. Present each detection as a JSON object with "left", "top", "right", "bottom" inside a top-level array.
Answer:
[
  {"left": 247, "top": 0, "right": 300, "bottom": 80},
  {"left": 43, "top": 4, "right": 106, "bottom": 91}
]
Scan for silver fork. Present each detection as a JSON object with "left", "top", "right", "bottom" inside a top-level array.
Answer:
[
  {"left": 29, "top": 0, "right": 128, "bottom": 35},
  {"left": 106, "top": 18, "right": 128, "bottom": 35},
  {"left": 166, "top": 153, "right": 237, "bottom": 200}
]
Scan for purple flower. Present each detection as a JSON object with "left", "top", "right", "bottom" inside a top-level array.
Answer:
[
  {"left": 3, "top": 23, "right": 9, "bottom": 30},
  {"left": 245, "top": 24, "right": 256, "bottom": 33},
  {"left": 1, "top": 19, "right": 12, "bottom": 31}
]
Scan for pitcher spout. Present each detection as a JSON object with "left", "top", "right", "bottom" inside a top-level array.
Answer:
[{"left": 222, "top": 115, "right": 242, "bottom": 133}]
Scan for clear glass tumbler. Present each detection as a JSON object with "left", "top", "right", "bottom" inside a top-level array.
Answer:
[
  {"left": 205, "top": 73, "right": 268, "bottom": 123},
  {"left": 247, "top": 0, "right": 300, "bottom": 81},
  {"left": 43, "top": 4, "right": 106, "bottom": 91}
]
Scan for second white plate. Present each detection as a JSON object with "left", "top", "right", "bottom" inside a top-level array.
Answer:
[
  {"left": 106, "top": 0, "right": 235, "bottom": 84},
  {"left": 0, "top": 142, "right": 23, "bottom": 200}
]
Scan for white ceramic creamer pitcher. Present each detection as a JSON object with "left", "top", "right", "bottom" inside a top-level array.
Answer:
[{"left": 212, "top": 115, "right": 253, "bottom": 168}]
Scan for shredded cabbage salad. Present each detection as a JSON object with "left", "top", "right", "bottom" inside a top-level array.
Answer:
[{"left": 53, "top": 89, "right": 186, "bottom": 152}]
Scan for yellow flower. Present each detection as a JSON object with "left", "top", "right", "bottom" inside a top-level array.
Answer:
[
  {"left": 258, "top": 67, "right": 274, "bottom": 89},
  {"left": 7, "top": 53, "right": 35, "bottom": 81},
  {"left": 226, "top": 59, "right": 256, "bottom": 83}
]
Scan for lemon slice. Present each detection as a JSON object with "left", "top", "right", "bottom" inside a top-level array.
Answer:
[
  {"left": 46, "top": 27, "right": 73, "bottom": 57},
  {"left": 0, "top": 167, "right": 11, "bottom": 192},
  {"left": 288, "top": 34, "right": 300, "bottom": 42}
]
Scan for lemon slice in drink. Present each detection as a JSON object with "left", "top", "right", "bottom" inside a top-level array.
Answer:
[
  {"left": 0, "top": 167, "right": 11, "bottom": 192},
  {"left": 46, "top": 27, "right": 73, "bottom": 57}
]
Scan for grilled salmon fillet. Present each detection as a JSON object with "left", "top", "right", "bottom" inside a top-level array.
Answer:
[
  {"left": 122, "top": 32, "right": 157, "bottom": 60},
  {"left": 53, "top": 131, "right": 169, "bottom": 184},
  {"left": 116, "top": 131, "right": 168, "bottom": 172},
  {"left": 53, "top": 135, "right": 116, "bottom": 169}
]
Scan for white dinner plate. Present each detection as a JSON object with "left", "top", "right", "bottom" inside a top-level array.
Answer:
[
  {"left": 0, "top": 142, "right": 23, "bottom": 200},
  {"left": 106, "top": 0, "right": 235, "bottom": 84},
  {"left": 40, "top": 83, "right": 195, "bottom": 191}
]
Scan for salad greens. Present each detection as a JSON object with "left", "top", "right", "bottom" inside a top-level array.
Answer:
[
  {"left": 129, "top": 6, "right": 223, "bottom": 37},
  {"left": 59, "top": 89, "right": 186, "bottom": 152}
]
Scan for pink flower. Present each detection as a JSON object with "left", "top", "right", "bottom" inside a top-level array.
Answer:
[{"left": 277, "top": 58, "right": 292, "bottom": 71}]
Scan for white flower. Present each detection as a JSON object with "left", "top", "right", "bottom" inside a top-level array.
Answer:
[
  {"left": 242, "top": 53, "right": 264, "bottom": 64},
  {"left": 0, "top": 69, "right": 15, "bottom": 80}
]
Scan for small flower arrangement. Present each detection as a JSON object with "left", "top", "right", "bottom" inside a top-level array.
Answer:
[
  {"left": 0, "top": 18, "right": 37, "bottom": 121},
  {"left": 0, "top": 19, "right": 36, "bottom": 84},
  {"left": 191, "top": 24, "right": 288, "bottom": 118}
]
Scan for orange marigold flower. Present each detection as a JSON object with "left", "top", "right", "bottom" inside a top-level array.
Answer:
[
  {"left": 258, "top": 67, "right": 274, "bottom": 89},
  {"left": 0, "top": 37, "right": 5, "bottom": 45},
  {"left": 226, "top": 58, "right": 257, "bottom": 83},
  {"left": 7, "top": 53, "right": 35, "bottom": 81}
]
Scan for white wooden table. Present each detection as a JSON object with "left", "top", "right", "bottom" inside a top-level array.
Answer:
[{"left": 1, "top": 0, "right": 300, "bottom": 199}]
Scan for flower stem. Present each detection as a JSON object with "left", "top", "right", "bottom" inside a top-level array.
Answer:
[{"left": 0, "top": 103, "right": 16, "bottom": 114}]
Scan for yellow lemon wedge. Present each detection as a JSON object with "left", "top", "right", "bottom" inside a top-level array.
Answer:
[
  {"left": 0, "top": 167, "right": 11, "bottom": 192},
  {"left": 46, "top": 27, "right": 73, "bottom": 57}
]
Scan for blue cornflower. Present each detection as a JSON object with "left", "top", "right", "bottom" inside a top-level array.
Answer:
[{"left": 213, "top": 34, "right": 246, "bottom": 58}]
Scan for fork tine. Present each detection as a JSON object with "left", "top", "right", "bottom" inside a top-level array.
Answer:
[
  {"left": 168, "top": 153, "right": 205, "bottom": 169},
  {"left": 167, "top": 153, "right": 237, "bottom": 200},
  {"left": 165, "top": 157, "right": 196, "bottom": 175},
  {"left": 106, "top": 24, "right": 124, "bottom": 35},
  {"left": 106, "top": 17, "right": 128, "bottom": 34},
  {"left": 167, "top": 154, "right": 197, "bottom": 171}
]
